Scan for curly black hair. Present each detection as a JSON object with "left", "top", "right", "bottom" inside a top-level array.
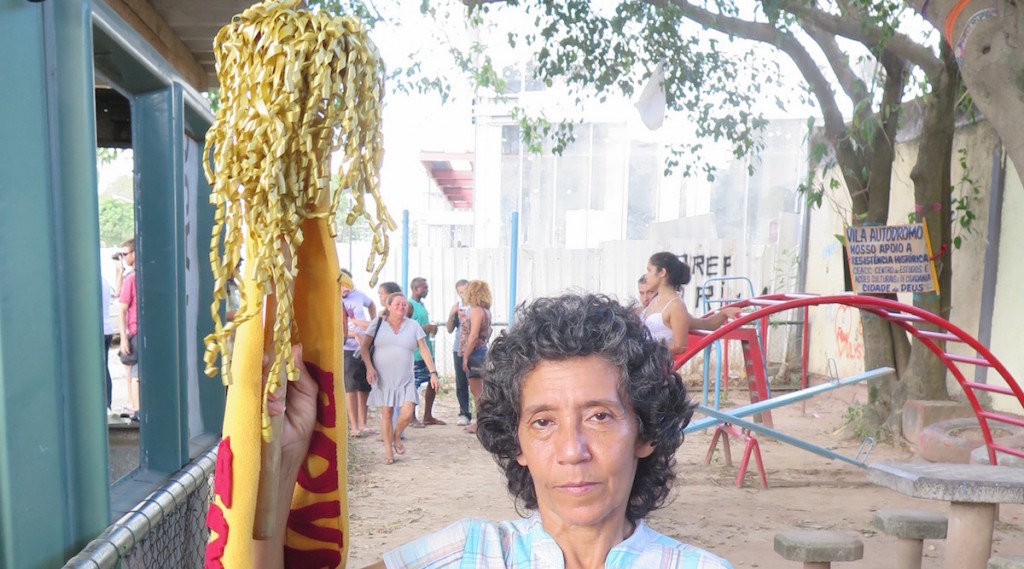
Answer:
[{"left": 476, "top": 293, "right": 695, "bottom": 522}]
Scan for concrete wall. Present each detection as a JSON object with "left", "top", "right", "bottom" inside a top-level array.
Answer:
[
  {"left": 804, "top": 159, "right": 862, "bottom": 378},
  {"left": 988, "top": 158, "right": 1024, "bottom": 413},
  {"left": 804, "top": 120, "right": 1022, "bottom": 412}
]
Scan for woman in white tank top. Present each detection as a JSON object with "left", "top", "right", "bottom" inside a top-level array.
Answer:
[
  {"left": 641, "top": 295, "right": 679, "bottom": 343},
  {"left": 642, "top": 252, "right": 740, "bottom": 369}
]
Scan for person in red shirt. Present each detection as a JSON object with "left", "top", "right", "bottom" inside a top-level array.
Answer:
[{"left": 117, "top": 239, "right": 140, "bottom": 419}]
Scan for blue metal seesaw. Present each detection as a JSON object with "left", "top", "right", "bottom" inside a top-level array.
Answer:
[{"left": 683, "top": 367, "right": 895, "bottom": 483}]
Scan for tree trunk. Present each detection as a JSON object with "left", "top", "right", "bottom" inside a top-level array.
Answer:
[
  {"left": 889, "top": 43, "right": 960, "bottom": 431},
  {"left": 855, "top": 52, "right": 908, "bottom": 429},
  {"left": 911, "top": 0, "right": 1024, "bottom": 176}
]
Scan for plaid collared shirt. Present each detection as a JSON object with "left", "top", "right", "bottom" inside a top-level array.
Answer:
[{"left": 382, "top": 514, "right": 733, "bottom": 569}]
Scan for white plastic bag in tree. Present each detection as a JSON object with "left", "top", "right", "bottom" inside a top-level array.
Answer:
[{"left": 635, "top": 61, "right": 667, "bottom": 130}]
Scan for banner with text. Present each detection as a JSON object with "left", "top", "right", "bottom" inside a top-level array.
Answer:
[{"left": 845, "top": 222, "right": 939, "bottom": 294}]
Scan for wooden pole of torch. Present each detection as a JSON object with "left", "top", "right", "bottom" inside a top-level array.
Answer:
[
  {"left": 253, "top": 293, "right": 285, "bottom": 539},
  {"left": 253, "top": 245, "right": 292, "bottom": 540}
]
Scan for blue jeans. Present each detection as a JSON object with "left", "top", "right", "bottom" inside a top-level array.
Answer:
[{"left": 453, "top": 351, "right": 470, "bottom": 419}]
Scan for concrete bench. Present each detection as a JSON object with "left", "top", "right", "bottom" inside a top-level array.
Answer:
[
  {"left": 871, "top": 509, "right": 947, "bottom": 569},
  {"left": 774, "top": 530, "right": 864, "bottom": 568},
  {"left": 989, "top": 556, "right": 1024, "bottom": 569}
]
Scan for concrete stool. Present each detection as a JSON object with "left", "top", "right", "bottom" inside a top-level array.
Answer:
[
  {"left": 989, "top": 556, "right": 1024, "bottom": 569},
  {"left": 871, "top": 509, "right": 948, "bottom": 569},
  {"left": 774, "top": 530, "right": 864, "bottom": 568}
]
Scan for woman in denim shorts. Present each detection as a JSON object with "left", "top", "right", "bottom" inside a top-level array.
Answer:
[{"left": 459, "top": 280, "right": 492, "bottom": 434}]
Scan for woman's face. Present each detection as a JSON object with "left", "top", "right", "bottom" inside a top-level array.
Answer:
[
  {"left": 378, "top": 287, "right": 389, "bottom": 306},
  {"left": 387, "top": 294, "right": 408, "bottom": 317},
  {"left": 644, "top": 263, "right": 663, "bottom": 288},
  {"left": 515, "top": 355, "right": 653, "bottom": 534}
]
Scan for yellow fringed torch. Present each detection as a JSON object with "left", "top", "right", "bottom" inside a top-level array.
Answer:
[{"left": 202, "top": 1, "right": 394, "bottom": 567}]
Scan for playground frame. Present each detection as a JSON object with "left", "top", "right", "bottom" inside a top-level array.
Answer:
[{"left": 685, "top": 293, "right": 1024, "bottom": 470}]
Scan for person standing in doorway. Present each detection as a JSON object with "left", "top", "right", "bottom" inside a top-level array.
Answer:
[
  {"left": 408, "top": 277, "right": 444, "bottom": 426},
  {"left": 117, "top": 239, "right": 140, "bottom": 420},
  {"left": 446, "top": 279, "right": 470, "bottom": 426}
]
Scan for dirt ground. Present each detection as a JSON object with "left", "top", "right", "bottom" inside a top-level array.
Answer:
[{"left": 344, "top": 377, "right": 1024, "bottom": 568}]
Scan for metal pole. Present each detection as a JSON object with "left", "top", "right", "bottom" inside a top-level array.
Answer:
[
  {"left": 802, "top": 306, "right": 810, "bottom": 389},
  {"left": 402, "top": 209, "right": 410, "bottom": 292},
  {"left": 509, "top": 211, "right": 520, "bottom": 325},
  {"left": 975, "top": 141, "right": 1005, "bottom": 385}
]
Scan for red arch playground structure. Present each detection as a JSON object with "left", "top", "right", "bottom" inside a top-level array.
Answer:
[{"left": 680, "top": 293, "right": 1024, "bottom": 485}]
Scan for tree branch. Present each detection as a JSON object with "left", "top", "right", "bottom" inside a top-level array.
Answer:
[
  {"left": 667, "top": 0, "right": 867, "bottom": 208},
  {"left": 801, "top": 23, "right": 869, "bottom": 105},
  {"left": 865, "top": 50, "right": 907, "bottom": 222},
  {"left": 776, "top": 0, "right": 943, "bottom": 78},
  {"left": 668, "top": 1, "right": 843, "bottom": 133}
]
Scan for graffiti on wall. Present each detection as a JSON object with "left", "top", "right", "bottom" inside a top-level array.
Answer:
[
  {"left": 827, "top": 304, "right": 864, "bottom": 361},
  {"left": 821, "top": 240, "right": 840, "bottom": 261},
  {"left": 681, "top": 254, "right": 732, "bottom": 307},
  {"left": 679, "top": 253, "right": 760, "bottom": 310},
  {"left": 680, "top": 254, "right": 734, "bottom": 280}
]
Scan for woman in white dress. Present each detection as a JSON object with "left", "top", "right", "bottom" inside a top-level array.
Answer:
[
  {"left": 359, "top": 292, "right": 439, "bottom": 464},
  {"left": 642, "top": 252, "right": 740, "bottom": 370}
]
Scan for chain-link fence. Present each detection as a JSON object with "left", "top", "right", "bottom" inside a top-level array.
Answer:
[{"left": 63, "top": 445, "right": 217, "bottom": 569}]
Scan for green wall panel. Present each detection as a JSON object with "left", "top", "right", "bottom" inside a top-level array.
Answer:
[{"left": 0, "top": 1, "right": 108, "bottom": 566}]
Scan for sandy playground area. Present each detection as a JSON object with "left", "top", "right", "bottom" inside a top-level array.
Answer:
[{"left": 343, "top": 377, "right": 1024, "bottom": 568}]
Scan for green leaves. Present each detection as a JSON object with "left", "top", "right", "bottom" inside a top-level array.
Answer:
[
  {"left": 98, "top": 197, "right": 134, "bottom": 248},
  {"left": 96, "top": 147, "right": 122, "bottom": 166},
  {"left": 950, "top": 147, "right": 981, "bottom": 249},
  {"left": 483, "top": 0, "right": 774, "bottom": 177},
  {"left": 797, "top": 180, "right": 825, "bottom": 209},
  {"left": 760, "top": 0, "right": 785, "bottom": 24}
]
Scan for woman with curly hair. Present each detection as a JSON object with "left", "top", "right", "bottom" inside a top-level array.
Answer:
[
  {"left": 256, "top": 293, "right": 731, "bottom": 568},
  {"left": 458, "top": 279, "right": 492, "bottom": 434},
  {"left": 378, "top": 293, "right": 732, "bottom": 568}
]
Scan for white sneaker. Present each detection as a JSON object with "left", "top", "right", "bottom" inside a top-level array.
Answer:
[{"left": 456, "top": 415, "right": 470, "bottom": 426}]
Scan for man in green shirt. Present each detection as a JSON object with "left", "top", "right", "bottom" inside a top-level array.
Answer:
[{"left": 408, "top": 277, "right": 444, "bottom": 425}]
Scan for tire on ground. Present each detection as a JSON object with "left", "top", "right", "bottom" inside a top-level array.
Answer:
[{"left": 919, "top": 418, "right": 1024, "bottom": 464}]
